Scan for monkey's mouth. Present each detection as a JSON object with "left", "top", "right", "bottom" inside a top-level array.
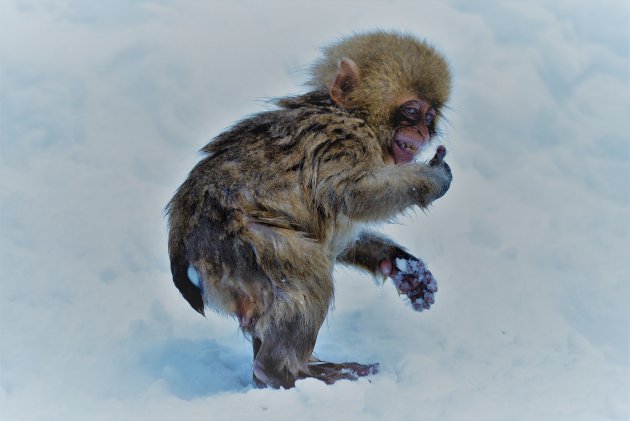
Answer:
[{"left": 392, "top": 134, "right": 424, "bottom": 164}]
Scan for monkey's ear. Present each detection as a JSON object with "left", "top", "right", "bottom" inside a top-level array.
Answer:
[{"left": 329, "top": 58, "right": 360, "bottom": 107}]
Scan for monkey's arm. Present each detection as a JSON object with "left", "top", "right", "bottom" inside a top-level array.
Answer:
[
  {"left": 338, "top": 231, "right": 438, "bottom": 311},
  {"left": 337, "top": 231, "right": 405, "bottom": 276},
  {"left": 315, "top": 143, "right": 452, "bottom": 222}
]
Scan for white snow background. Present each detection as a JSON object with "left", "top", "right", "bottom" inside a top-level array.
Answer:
[{"left": 1, "top": 1, "right": 629, "bottom": 420}]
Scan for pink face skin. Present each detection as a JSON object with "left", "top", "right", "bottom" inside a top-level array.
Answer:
[{"left": 389, "top": 98, "right": 436, "bottom": 165}]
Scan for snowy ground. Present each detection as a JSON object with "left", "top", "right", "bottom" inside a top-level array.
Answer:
[{"left": 1, "top": 1, "right": 629, "bottom": 420}]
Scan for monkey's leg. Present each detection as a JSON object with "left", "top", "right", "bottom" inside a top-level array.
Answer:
[
  {"left": 252, "top": 295, "right": 378, "bottom": 388},
  {"left": 253, "top": 314, "right": 319, "bottom": 389},
  {"left": 252, "top": 336, "right": 262, "bottom": 359},
  {"left": 251, "top": 337, "right": 267, "bottom": 388},
  {"left": 253, "top": 320, "right": 378, "bottom": 388},
  {"left": 254, "top": 308, "right": 378, "bottom": 386}
]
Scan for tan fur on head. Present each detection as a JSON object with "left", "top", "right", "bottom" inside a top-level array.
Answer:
[{"left": 309, "top": 31, "right": 451, "bottom": 128}]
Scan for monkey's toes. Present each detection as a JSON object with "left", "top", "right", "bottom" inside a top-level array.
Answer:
[
  {"left": 308, "top": 361, "right": 379, "bottom": 384},
  {"left": 392, "top": 257, "right": 438, "bottom": 312},
  {"left": 341, "top": 361, "right": 379, "bottom": 377}
]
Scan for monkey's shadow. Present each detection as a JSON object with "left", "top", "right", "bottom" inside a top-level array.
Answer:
[{"left": 139, "top": 337, "right": 253, "bottom": 398}]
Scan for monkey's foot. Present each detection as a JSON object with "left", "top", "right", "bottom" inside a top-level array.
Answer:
[
  {"left": 390, "top": 257, "right": 438, "bottom": 311},
  {"left": 307, "top": 360, "right": 379, "bottom": 384},
  {"left": 253, "top": 360, "right": 378, "bottom": 389}
]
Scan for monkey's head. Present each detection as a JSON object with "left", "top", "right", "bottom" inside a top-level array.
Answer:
[{"left": 309, "top": 31, "right": 451, "bottom": 164}]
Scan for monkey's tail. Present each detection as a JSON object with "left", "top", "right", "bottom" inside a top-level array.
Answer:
[{"left": 170, "top": 248, "right": 206, "bottom": 316}]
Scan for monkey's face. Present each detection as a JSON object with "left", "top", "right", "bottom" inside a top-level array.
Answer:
[{"left": 390, "top": 98, "right": 436, "bottom": 165}]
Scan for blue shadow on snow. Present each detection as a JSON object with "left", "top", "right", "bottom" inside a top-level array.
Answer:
[{"left": 138, "top": 337, "right": 253, "bottom": 399}]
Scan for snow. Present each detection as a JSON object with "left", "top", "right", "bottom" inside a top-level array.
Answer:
[
  {"left": 1, "top": 1, "right": 629, "bottom": 420},
  {"left": 187, "top": 265, "right": 201, "bottom": 289}
]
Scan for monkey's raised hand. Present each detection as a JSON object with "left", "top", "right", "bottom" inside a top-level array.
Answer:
[
  {"left": 426, "top": 145, "right": 452, "bottom": 202},
  {"left": 380, "top": 253, "right": 438, "bottom": 311}
]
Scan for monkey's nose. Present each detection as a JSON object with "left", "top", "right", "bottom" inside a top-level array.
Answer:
[{"left": 415, "top": 126, "right": 430, "bottom": 142}]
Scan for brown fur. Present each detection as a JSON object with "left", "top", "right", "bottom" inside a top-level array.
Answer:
[{"left": 166, "top": 32, "right": 452, "bottom": 388}]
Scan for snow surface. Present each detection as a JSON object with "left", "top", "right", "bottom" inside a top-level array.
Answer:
[{"left": 1, "top": 1, "right": 629, "bottom": 420}]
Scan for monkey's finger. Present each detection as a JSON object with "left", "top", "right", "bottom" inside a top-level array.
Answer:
[
  {"left": 436, "top": 145, "right": 447, "bottom": 158},
  {"left": 430, "top": 145, "right": 447, "bottom": 165}
]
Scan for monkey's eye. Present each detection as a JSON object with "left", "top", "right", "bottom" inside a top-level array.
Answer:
[
  {"left": 403, "top": 106, "right": 419, "bottom": 117},
  {"left": 425, "top": 113, "right": 435, "bottom": 124}
]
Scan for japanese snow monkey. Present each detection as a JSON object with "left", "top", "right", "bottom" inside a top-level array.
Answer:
[{"left": 167, "top": 31, "right": 452, "bottom": 388}]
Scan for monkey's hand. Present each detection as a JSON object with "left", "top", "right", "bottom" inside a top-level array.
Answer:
[
  {"left": 379, "top": 253, "right": 438, "bottom": 311},
  {"left": 425, "top": 145, "right": 452, "bottom": 202}
]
